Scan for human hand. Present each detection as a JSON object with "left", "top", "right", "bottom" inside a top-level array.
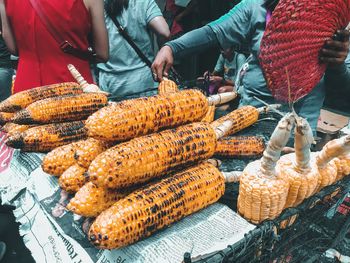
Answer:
[
  {"left": 152, "top": 45, "right": 174, "bottom": 81},
  {"left": 218, "top": 85, "right": 235, "bottom": 93},
  {"left": 320, "top": 29, "right": 350, "bottom": 67},
  {"left": 209, "top": 76, "right": 224, "bottom": 85}
]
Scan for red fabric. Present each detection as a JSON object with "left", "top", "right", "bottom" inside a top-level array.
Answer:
[
  {"left": 5, "top": 0, "right": 93, "bottom": 93},
  {"left": 165, "top": 0, "right": 183, "bottom": 37}
]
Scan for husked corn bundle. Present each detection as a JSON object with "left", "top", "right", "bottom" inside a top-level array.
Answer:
[
  {"left": 201, "top": 106, "right": 215, "bottom": 123},
  {"left": 6, "top": 121, "right": 87, "bottom": 152},
  {"left": 12, "top": 93, "right": 108, "bottom": 125},
  {"left": 211, "top": 106, "right": 259, "bottom": 136},
  {"left": 215, "top": 136, "right": 265, "bottom": 158},
  {"left": 158, "top": 79, "right": 178, "bottom": 95},
  {"left": 314, "top": 135, "right": 350, "bottom": 190},
  {"left": 89, "top": 162, "right": 225, "bottom": 249},
  {"left": 74, "top": 138, "right": 111, "bottom": 168},
  {"left": 42, "top": 141, "right": 84, "bottom": 176},
  {"left": 276, "top": 117, "right": 319, "bottom": 208},
  {"left": 86, "top": 90, "right": 236, "bottom": 142},
  {"left": 334, "top": 155, "right": 350, "bottom": 180},
  {"left": 59, "top": 164, "right": 87, "bottom": 193},
  {"left": 88, "top": 122, "right": 219, "bottom": 189},
  {"left": 0, "top": 112, "right": 15, "bottom": 125},
  {"left": 238, "top": 113, "right": 295, "bottom": 224},
  {"left": 1, "top": 123, "right": 33, "bottom": 136},
  {"left": 0, "top": 82, "right": 82, "bottom": 112},
  {"left": 67, "top": 182, "right": 131, "bottom": 218}
]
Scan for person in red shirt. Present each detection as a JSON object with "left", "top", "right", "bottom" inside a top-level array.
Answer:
[{"left": 0, "top": 0, "right": 108, "bottom": 93}]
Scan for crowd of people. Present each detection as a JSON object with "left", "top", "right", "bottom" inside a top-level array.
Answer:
[{"left": 0, "top": 0, "right": 349, "bottom": 261}]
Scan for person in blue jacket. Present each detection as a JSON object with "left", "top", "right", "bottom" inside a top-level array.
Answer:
[{"left": 152, "top": 0, "right": 350, "bottom": 134}]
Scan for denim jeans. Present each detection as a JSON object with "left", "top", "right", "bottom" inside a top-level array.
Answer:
[{"left": 0, "top": 67, "right": 14, "bottom": 101}]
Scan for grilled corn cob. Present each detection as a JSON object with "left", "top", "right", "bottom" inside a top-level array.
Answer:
[
  {"left": 67, "top": 182, "right": 131, "bottom": 218},
  {"left": 59, "top": 164, "right": 88, "bottom": 193},
  {"left": 0, "top": 112, "right": 15, "bottom": 125},
  {"left": 6, "top": 121, "right": 87, "bottom": 152},
  {"left": 0, "top": 82, "right": 82, "bottom": 112},
  {"left": 201, "top": 106, "right": 215, "bottom": 123},
  {"left": 86, "top": 90, "right": 236, "bottom": 142},
  {"left": 158, "top": 79, "right": 179, "bottom": 95},
  {"left": 88, "top": 122, "right": 222, "bottom": 189},
  {"left": 238, "top": 113, "right": 295, "bottom": 224},
  {"left": 211, "top": 106, "right": 260, "bottom": 136},
  {"left": 89, "top": 162, "right": 225, "bottom": 249},
  {"left": 12, "top": 93, "right": 108, "bottom": 125},
  {"left": 1, "top": 123, "right": 33, "bottom": 136},
  {"left": 215, "top": 136, "right": 265, "bottom": 158},
  {"left": 276, "top": 117, "right": 319, "bottom": 208},
  {"left": 42, "top": 141, "right": 83, "bottom": 176},
  {"left": 74, "top": 138, "right": 111, "bottom": 168}
]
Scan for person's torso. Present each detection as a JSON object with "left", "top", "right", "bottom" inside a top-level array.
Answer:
[
  {"left": 98, "top": 0, "right": 159, "bottom": 75},
  {"left": 0, "top": 36, "right": 11, "bottom": 68},
  {"left": 5, "top": 0, "right": 93, "bottom": 92}
]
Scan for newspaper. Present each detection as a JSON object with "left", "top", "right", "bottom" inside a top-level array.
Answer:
[
  {"left": 0, "top": 131, "right": 44, "bottom": 203},
  {"left": 0, "top": 139, "right": 256, "bottom": 263}
]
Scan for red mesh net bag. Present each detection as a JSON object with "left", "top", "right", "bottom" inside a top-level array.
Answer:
[{"left": 259, "top": 0, "right": 350, "bottom": 102}]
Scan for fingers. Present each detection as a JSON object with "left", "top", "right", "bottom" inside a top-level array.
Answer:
[
  {"left": 151, "top": 46, "right": 173, "bottom": 81},
  {"left": 218, "top": 86, "right": 234, "bottom": 93}
]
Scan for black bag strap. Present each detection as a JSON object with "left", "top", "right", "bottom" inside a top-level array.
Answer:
[
  {"left": 28, "top": 0, "right": 96, "bottom": 61},
  {"left": 110, "top": 16, "right": 183, "bottom": 85},
  {"left": 110, "top": 16, "right": 153, "bottom": 68}
]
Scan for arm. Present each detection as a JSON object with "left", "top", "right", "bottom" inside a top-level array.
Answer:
[
  {"left": 0, "top": 0, "right": 17, "bottom": 55},
  {"left": 148, "top": 16, "right": 170, "bottom": 45},
  {"left": 152, "top": 0, "right": 254, "bottom": 79},
  {"left": 322, "top": 30, "right": 350, "bottom": 91},
  {"left": 84, "top": 0, "right": 109, "bottom": 62}
]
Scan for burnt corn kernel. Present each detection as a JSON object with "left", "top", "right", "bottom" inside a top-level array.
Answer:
[
  {"left": 0, "top": 82, "right": 82, "bottom": 113},
  {"left": 89, "top": 162, "right": 225, "bottom": 249},
  {"left": 12, "top": 93, "right": 108, "bottom": 125},
  {"left": 158, "top": 79, "right": 179, "bottom": 95},
  {"left": 6, "top": 121, "right": 88, "bottom": 152},
  {"left": 215, "top": 136, "right": 265, "bottom": 158},
  {"left": 58, "top": 164, "right": 87, "bottom": 193},
  {"left": 88, "top": 122, "right": 217, "bottom": 189},
  {"left": 66, "top": 182, "right": 133, "bottom": 218},
  {"left": 85, "top": 89, "right": 208, "bottom": 142}
]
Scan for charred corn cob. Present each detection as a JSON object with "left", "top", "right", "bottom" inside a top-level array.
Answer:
[
  {"left": 89, "top": 162, "right": 225, "bottom": 249},
  {"left": 74, "top": 138, "right": 111, "bottom": 168},
  {"left": 0, "top": 112, "right": 15, "bottom": 125},
  {"left": 58, "top": 164, "right": 88, "bottom": 193},
  {"left": 201, "top": 106, "right": 215, "bottom": 123},
  {"left": 215, "top": 136, "right": 265, "bottom": 158},
  {"left": 1, "top": 123, "right": 33, "bottom": 136},
  {"left": 158, "top": 79, "right": 179, "bottom": 95},
  {"left": 211, "top": 106, "right": 259, "bottom": 136},
  {"left": 12, "top": 93, "right": 108, "bottom": 125},
  {"left": 88, "top": 122, "right": 219, "bottom": 189},
  {"left": 0, "top": 82, "right": 82, "bottom": 112},
  {"left": 6, "top": 121, "right": 87, "bottom": 152},
  {"left": 238, "top": 113, "right": 295, "bottom": 224},
  {"left": 86, "top": 90, "right": 236, "bottom": 142},
  {"left": 42, "top": 141, "right": 83, "bottom": 176},
  {"left": 67, "top": 182, "right": 131, "bottom": 218}
]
